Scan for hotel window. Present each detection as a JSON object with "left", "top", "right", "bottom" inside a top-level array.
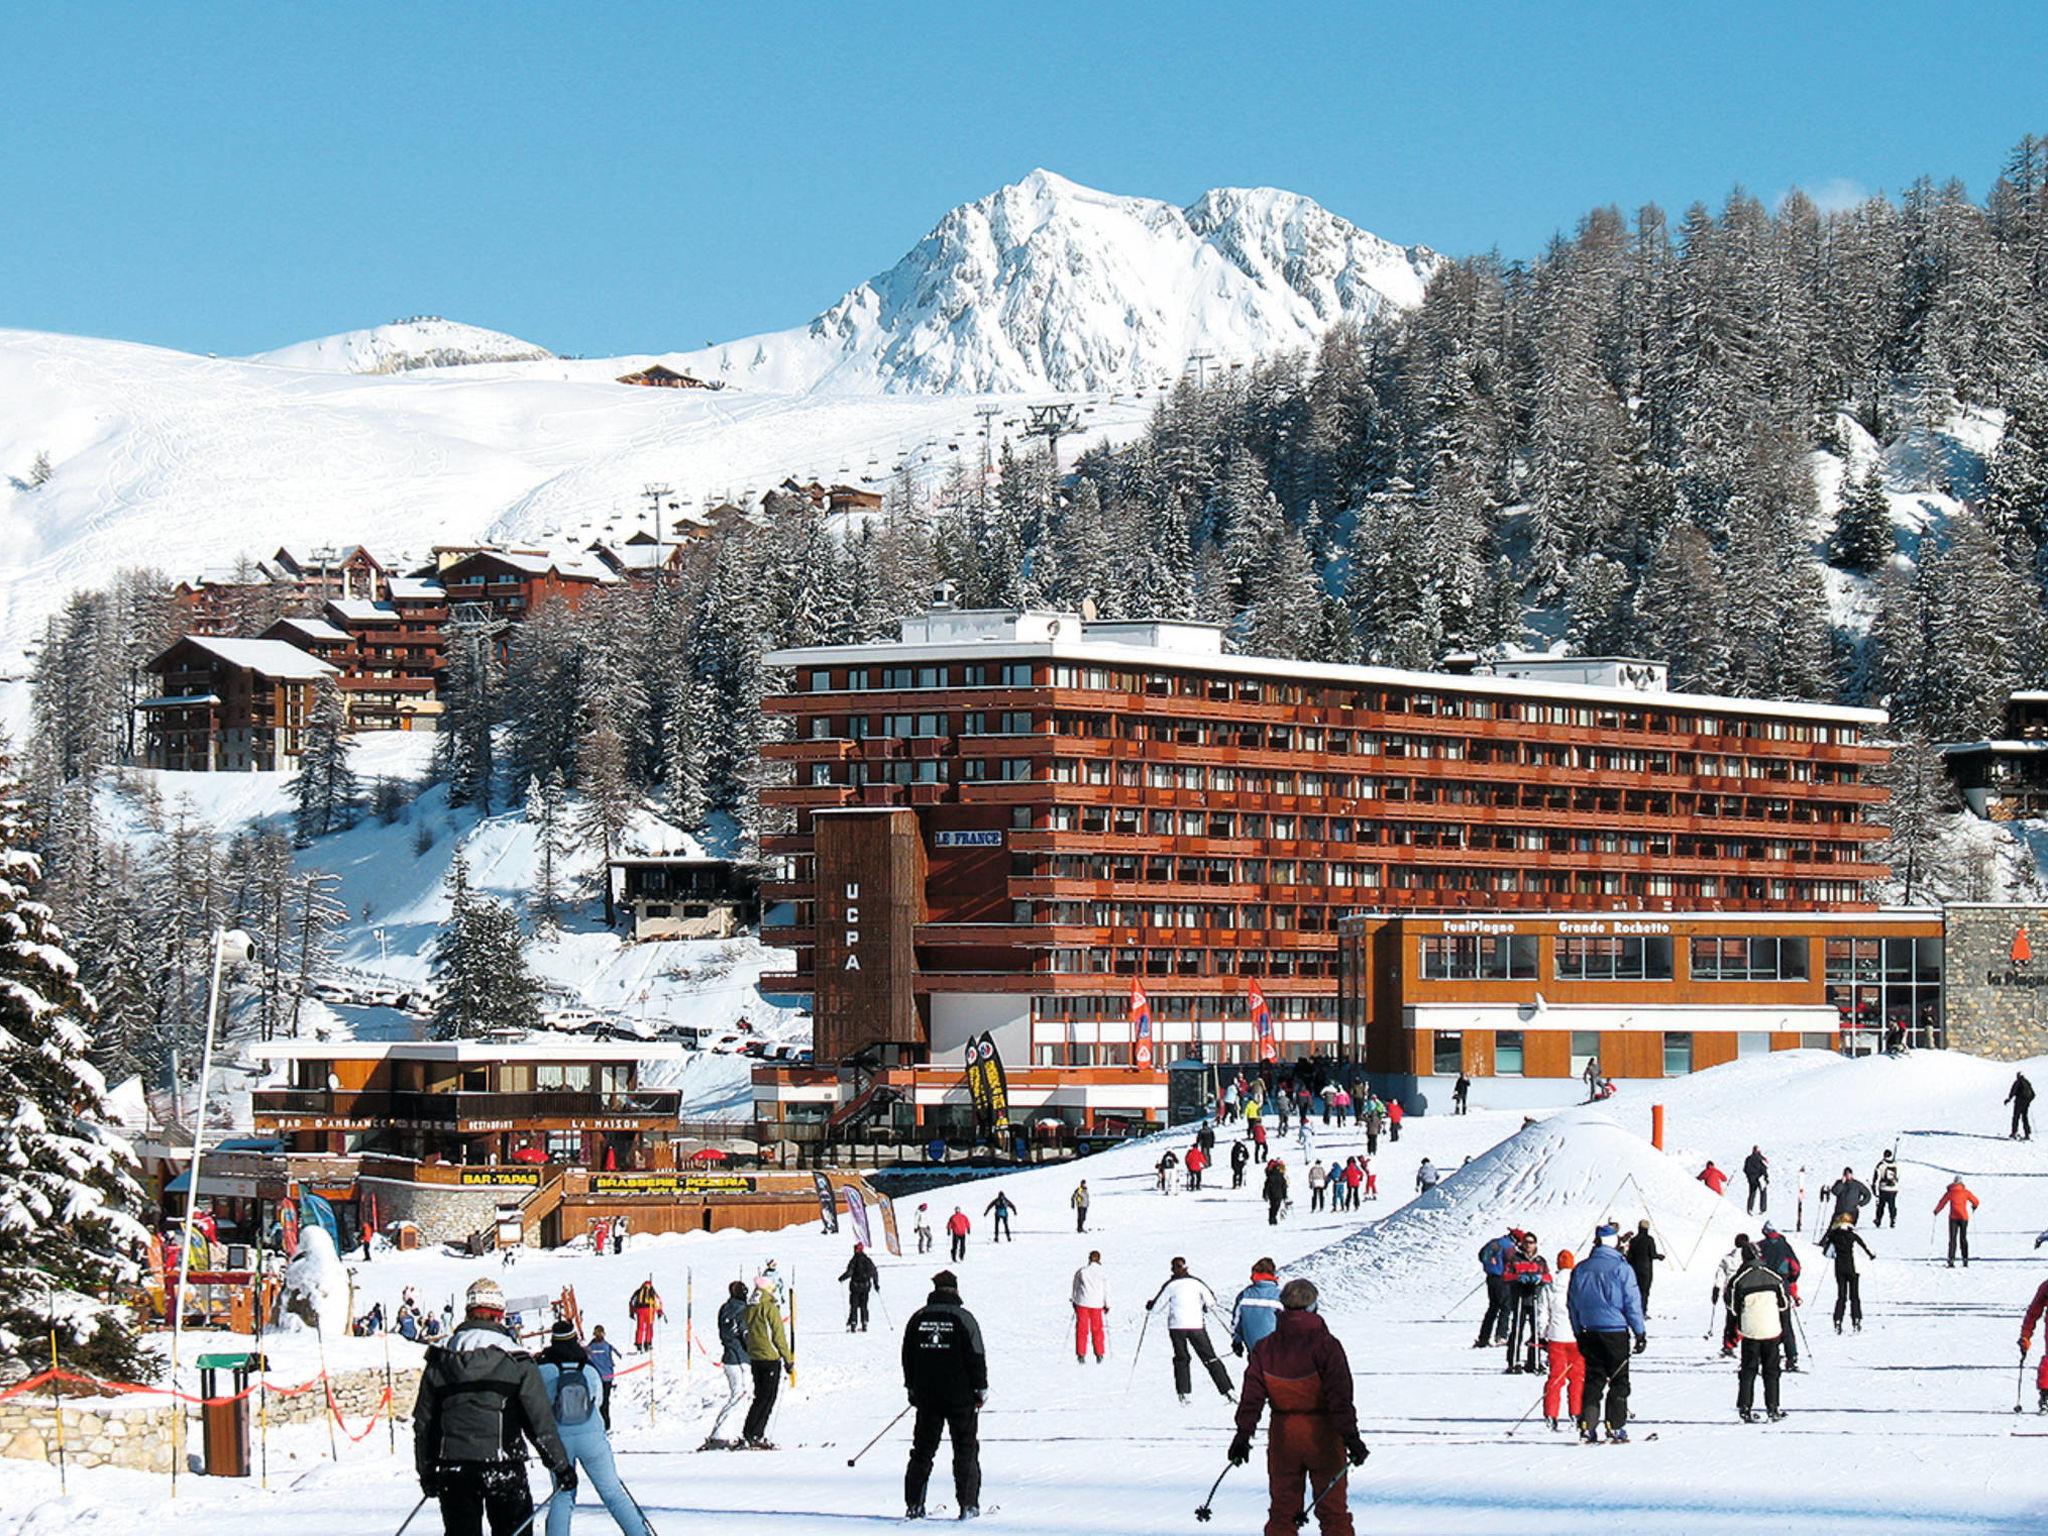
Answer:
[
  {"left": 1432, "top": 1031, "right": 1463, "bottom": 1076},
  {"left": 1000, "top": 664, "right": 1033, "bottom": 687},
  {"left": 1420, "top": 934, "right": 1538, "bottom": 981},
  {"left": 1555, "top": 935, "right": 1674, "bottom": 982},
  {"left": 1663, "top": 1032, "right": 1694, "bottom": 1076},
  {"left": 963, "top": 665, "right": 989, "bottom": 687},
  {"left": 917, "top": 667, "right": 941, "bottom": 689},
  {"left": 808, "top": 669, "right": 833, "bottom": 692},
  {"left": 1690, "top": 936, "right": 1809, "bottom": 981},
  {"left": 881, "top": 668, "right": 914, "bottom": 690},
  {"left": 1495, "top": 1030, "right": 1525, "bottom": 1076}
]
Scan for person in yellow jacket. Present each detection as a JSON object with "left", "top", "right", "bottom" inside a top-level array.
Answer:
[{"left": 739, "top": 1274, "right": 795, "bottom": 1449}]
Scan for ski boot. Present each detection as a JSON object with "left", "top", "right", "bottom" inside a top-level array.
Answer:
[
  {"left": 906, "top": 1505, "right": 926, "bottom": 1521},
  {"left": 1833, "top": 1321, "right": 1842, "bottom": 1334},
  {"left": 1739, "top": 1411, "right": 1757, "bottom": 1424},
  {"left": 1606, "top": 1427, "right": 1630, "bottom": 1444},
  {"left": 2038, "top": 1391, "right": 2048, "bottom": 1414},
  {"left": 1767, "top": 1409, "right": 1787, "bottom": 1422},
  {"left": 1578, "top": 1420, "right": 1600, "bottom": 1445},
  {"left": 957, "top": 1508, "right": 980, "bottom": 1521}
]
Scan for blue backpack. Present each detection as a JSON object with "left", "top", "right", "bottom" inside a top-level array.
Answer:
[{"left": 549, "top": 1364, "right": 596, "bottom": 1428}]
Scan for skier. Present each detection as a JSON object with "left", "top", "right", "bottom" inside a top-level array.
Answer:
[
  {"left": 946, "top": 1207, "right": 972, "bottom": 1263},
  {"left": 1387, "top": 1097, "right": 1403, "bottom": 1142},
  {"left": 1564, "top": 1223, "right": 1646, "bottom": 1443},
  {"left": 413, "top": 1278, "right": 576, "bottom": 1536},
  {"left": 1415, "top": 1157, "right": 1441, "bottom": 1195},
  {"left": 1699, "top": 1160, "right": 1729, "bottom": 1196},
  {"left": 585, "top": 1325, "right": 618, "bottom": 1429},
  {"left": 1934, "top": 1176, "right": 1980, "bottom": 1267},
  {"left": 839, "top": 1241, "right": 880, "bottom": 1332},
  {"left": 1537, "top": 1249, "right": 1583, "bottom": 1431},
  {"left": 1071, "top": 1250, "right": 1108, "bottom": 1364},
  {"left": 915, "top": 1204, "right": 933, "bottom": 1256},
  {"left": 1475, "top": 1229, "right": 1517, "bottom": 1349},
  {"left": 1822, "top": 1165, "right": 1872, "bottom": 1224},
  {"left": 1222, "top": 1078, "right": 1241, "bottom": 1123},
  {"left": 537, "top": 1321, "right": 649, "bottom": 1536},
  {"left": 1186, "top": 1143, "right": 1210, "bottom": 1191},
  {"left": 1071, "top": 1180, "right": 1090, "bottom": 1233},
  {"left": 983, "top": 1190, "right": 1017, "bottom": 1241},
  {"left": 1756, "top": 1223, "right": 1803, "bottom": 1372},
  {"left": 1252, "top": 1118, "right": 1269, "bottom": 1164},
  {"left": 1870, "top": 1150, "right": 1901, "bottom": 1228},
  {"left": 1263, "top": 1157, "right": 1290, "bottom": 1226},
  {"left": 1453, "top": 1073, "right": 1471, "bottom": 1115},
  {"left": 1198, "top": 1120, "right": 1218, "bottom": 1156},
  {"left": 1502, "top": 1230, "right": 1551, "bottom": 1374},
  {"left": 1818, "top": 1214, "right": 1875, "bottom": 1333},
  {"left": 740, "top": 1272, "right": 794, "bottom": 1449},
  {"left": 1360, "top": 1156, "right": 1378, "bottom": 1202},
  {"left": 1157, "top": 1148, "right": 1181, "bottom": 1194},
  {"left": 611, "top": 1215, "right": 627, "bottom": 1256},
  {"left": 901, "top": 1269, "right": 987, "bottom": 1521},
  {"left": 1230, "top": 1258, "right": 1282, "bottom": 1357},
  {"left": 1146, "top": 1256, "right": 1234, "bottom": 1403},
  {"left": 2010, "top": 1071, "right": 2037, "bottom": 1140},
  {"left": 1332, "top": 1085, "right": 1352, "bottom": 1127},
  {"left": 702, "top": 1280, "right": 750, "bottom": 1448},
  {"left": 2019, "top": 1272, "right": 2048, "bottom": 1412},
  {"left": 1623, "top": 1219, "right": 1662, "bottom": 1317},
  {"left": 1727, "top": 1239, "right": 1792, "bottom": 1423},
  {"left": 1362, "top": 1094, "right": 1384, "bottom": 1155},
  {"left": 1308, "top": 1158, "right": 1329, "bottom": 1212},
  {"left": 1710, "top": 1233, "right": 1752, "bottom": 1356},
  {"left": 1742, "top": 1146, "right": 1769, "bottom": 1214},
  {"left": 1227, "top": 1278, "right": 1367, "bottom": 1536},
  {"left": 628, "top": 1278, "right": 663, "bottom": 1353},
  {"left": 1342, "top": 1156, "right": 1363, "bottom": 1209}
]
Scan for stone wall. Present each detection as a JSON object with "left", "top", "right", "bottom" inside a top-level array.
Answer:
[
  {"left": 1943, "top": 903, "right": 2048, "bottom": 1061},
  {"left": 360, "top": 1175, "right": 514, "bottom": 1247}
]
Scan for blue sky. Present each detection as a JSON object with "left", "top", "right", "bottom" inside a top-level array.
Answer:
[{"left": 3, "top": 2, "right": 2044, "bottom": 359}]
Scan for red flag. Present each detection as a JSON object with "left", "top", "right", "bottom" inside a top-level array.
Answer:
[
  {"left": 1130, "top": 978, "right": 1154, "bottom": 1071},
  {"left": 1249, "top": 981, "right": 1277, "bottom": 1064}
]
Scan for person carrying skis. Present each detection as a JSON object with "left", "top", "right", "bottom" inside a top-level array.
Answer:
[
  {"left": 1308, "top": 1158, "right": 1329, "bottom": 1213},
  {"left": 1565, "top": 1223, "right": 1647, "bottom": 1443},
  {"left": 740, "top": 1272, "right": 795, "bottom": 1449},
  {"left": 1230, "top": 1258, "right": 1282, "bottom": 1358},
  {"left": 1228, "top": 1278, "right": 1367, "bottom": 1536},
  {"left": 585, "top": 1325, "right": 618, "bottom": 1429},
  {"left": 1935, "top": 1176, "right": 1980, "bottom": 1267},
  {"left": 1624, "top": 1219, "right": 1662, "bottom": 1317},
  {"left": 1699, "top": 1160, "right": 1729, "bottom": 1196},
  {"left": 1742, "top": 1146, "right": 1769, "bottom": 1214},
  {"left": 703, "top": 1280, "right": 751, "bottom": 1448},
  {"left": 1755, "top": 1223, "right": 1803, "bottom": 1372},
  {"left": 915, "top": 1204, "right": 933, "bottom": 1255},
  {"left": 945, "top": 1207, "right": 972, "bottom": 1262},
  {"left": 1231, "top": 1139, "right": 1251, "bottom": 1189},
  {"left": 1502, "top": 1229, "right": 1551, "bottom": 1374},
  {"left": 1146, "top": 1256, "right": 1234, "bottom": 1403},
  {"left": 1710, "top": 1233, "right": 1752, "bottom": 1356},
  {"left": 413, "top": 1278, "right": 577, "bottom": 1536},
  {"left": 1071, "top": 1180, "right": 1090, "bottom": 1233},
  {"left": 1186, "top": 1143, "right": 1210, "bottom": 1190},
  {"left": 983, "top": 1190, "right": 1018, "bottom": 1241},
  {"left": 1870, "top": 1150, "right": 1901, "bottom": 1228},
  {"left": 1071, "top": 1250, "right": 1109, "bottom": 1364},
  {"left": 1263, "top": 1158, "right": 1290, "bottom": 1226},
  {"left": 1818, "top": 1214, "right": 1875, "bottom": 1333},
  {"left": 1157, "top": 1148, "right": 1181, "bottom": 1194},
  {"left": 2009, "top": 1070, "right": 2036, "bottom": 1140},
  {"left": 1415, "top": 1158, "right": 1441, "bottom": 1194},
  {"left": 1727, "top": 1239, "right": 1792, "bottom": 1423},
  {"left": 1823, "top": 1165, "right": 1872, "bottom": 1224},
  {"left": 1475, "top": 1229, "right": 1518, "bottom": 1349},
  {"left": 902, "top": 1269, "right": 987, "bottom": 1520},
  {"left": 1537, "top": 1249, "right": 1583, "bottom": 1430},
  {"left": 628, "top": 1277, "right": 663, "bottom": 1353},
  {"left": 2019, "top": 1271, "right": 2048, "bottom": 1413},
  {"left": 839, "top": 1241, "right": 881, "bottom": 1332},
  {"left": 537, "top": 1320, "right": 649, "bottom": 1536},
  {"left": 1453, "top": 1073, "right": 1470, "bottom": 1115}
]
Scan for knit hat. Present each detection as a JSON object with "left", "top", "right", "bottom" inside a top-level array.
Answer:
[
  {"left": 550, "top": 1318, "right": 576, "bottom": 1343},
  {"left": 465, "top": 1278, "right": 506, "bottom": 1312},
  {"left": 1762, "top": 1221, "right": 1778, "bottom": 1235},
  {"left": 1556, "top": 1250, "right": 1575, "bottom": 1270},
  {"left": 1594, "top": 1223, "right": 1619, "bottom": 1243},
  {"left": 931, "top": 1270, "right": 959, "bottom": 1291}
]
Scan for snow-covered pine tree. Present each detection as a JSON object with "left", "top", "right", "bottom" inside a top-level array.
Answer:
[
  {"left": 525, "top": 770, "right": 569, "bottom": 932},
  {"left": 1833, "top": 462, "right": 1895, "bottom": 572},
  {"left": 289, "top": 673, "right": 357, "bottom": 842},
  {"left": 1870, "top": 731, "right": 1961, "bottom": 902},
  {"left": 1913, "top": 512, "right": 2037, "bottom": 740},
  {"left": 0, "top": 741, "right": 153, "bottom": 1378},
  {"left": 437, "top": 622, "right": 501, "bottom": 813},
  {"left": 576, "top": 705, "right": 636, "bottom": 927},
  {"left": 288, "top": 867, "right": 347, "bottom": 1037},
  {"left": 1236, "top": 521, "right": 1322, "bottom": 660},
  {"left": 429, "top": 852, "right": 541, "bottom": 1040}
]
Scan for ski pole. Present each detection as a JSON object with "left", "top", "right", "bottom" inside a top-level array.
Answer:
[
  {"left": 2018, "top": 1352, "right": 2030, "bottom": 1416},
  {"left": 1436, "top": 1273, "right": 1488, "bottom": 1321},
  {"left": 847, "top": 1404, "right": 913, "bottom": 1467},
  {"left": 1125, "top": 1304, "right": 1156, "bottom": 1392},
  {"left": 615, "top": 1471, "right": 663, "bottom": 1535},
  {"left": 1504, "top": 1386, "right": 1547, "bottom": 1438},
  {"left": 1295, "top": 1465, "right": 1350, "bottom": 1528},
  {"left": 392, "top": 1495, "right": 431, "bottom": 1536},
  {"left": 1194, "top": 1460, "right": 1235, "bottom": 1522}
]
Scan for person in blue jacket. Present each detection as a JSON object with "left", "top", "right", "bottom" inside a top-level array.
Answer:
[
  {"left": 1230, "top": 1258, "right": 1283, "bottom": 1356},
  {"left": 1475, "top": 1230, "right": 1518, "bottom": 1349},
  {"left": 537, "top": 1321, "right": 650, "bottom": 1536},
  {"left": 585, "top": 1323, "right": 620, "bottom": 1429},
  {"left": 1564, "top": 1223, "right": 1647, "bottom": 1443}
]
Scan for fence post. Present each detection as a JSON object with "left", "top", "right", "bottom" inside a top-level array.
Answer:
[{"left": 1651, "top": 1104, "right": 1665, "bottom": 1150}]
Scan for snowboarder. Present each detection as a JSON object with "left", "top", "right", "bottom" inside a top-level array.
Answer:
[
  {"left": 1308, "top": 1158, "right": 1329, "bottom": 1212},
  {"left": 413, "top": 1278, "right": 576, "bottom": 1536},
  {"left": 628, "top": 1278, "right": 663, "bottom": 1353},
  {"left": 1742, "top": 1146, "right": 1769, "bottom": 1214},
  {"left": 1503, "top": 1229, "right": 1551, "bottom": 1374},
  {"left": 901, "top": 1269, "right": 986, "bottom": 1520},
  {"left": 1935, "top": 1176, "right": 1980, "bottom": 1267},
  {"left": 741, "top": 1272, "right": 795, "bottom": 1448},
  {"left": 1710, "top": 1235, "right": 1752, "bottom": 1356},
  {"left": 1387, "top": 1097, "right": 1403, "bottom": 1142},
  {"left": 1475, "top": 1229, "right": 1517, "bottom": 1349},
  {"left": 1263, "top": 1158, "right": 1290, "bottom": 1226},
  {"left": 983, "top": 1190, "right": 1017, "bottom": 1241},
  {"left": 2019, "top": 1273, "right": 2048, "bottom": 1413},
  {"left": 1755, "top": 1224, "right": 1803, "bottom": 1372},
  {"left": 1870, "top": 1150, "right": 1901, "bottom": 1228},
  {"left": 585, "top": 1325, "right": 618, "bottom": 1429},
  {"left": 1623, "top": 1220, "right": 1662, "bottom": 1317},
  {"left": 946, "top": 1207, "right": 972, "bottom": 1262},
  {"left": 1227, "top": 1278, "right": 1367, "bottom": 1536},
  {"left": 1699, "top": 1160, "right": 1729, "bottom": 1196},
  {"left": 1823, "top": 1166, "right": 1872, "bottom": 1224},
  {"left": 1727, "top": 1240, "right": 1792, "bottom": 1423},
  {"left": 537, "top": 1321, "right": 649, "bottom": 1536},
  {"left": 1415, "top": 1158, "right": 1440, "bottom": 1195},
  {"left": 1565, "top": 1223, "right": 1647, "bottom": 1443},
  {"left": 1230, "top": 1139, "right": 1251, "bottom": 1188},
  {"left": 915, "top": 1204, "right": 933, "bottom": 1255},
  {"left": 1157, "top": 1148, "right": 1181, "bottom": 1194},
  {"left": 1071, "top": 1250, "right": 1108, "bottom": 1364},
  {"left": 1071, "top": 1180, "right": 1090, "bottom": 1233},
  {"left": 2010, "top": 1071, "right": 2037, "bottom": 1140},
  {"left": 703, "top": 1281, "right": 751, "bottom": 1448},
  {"left": 1452, "top": 1073, "right": 1470, "bottom": 1114},
  {"left": 1818, "top": 1214, "right": 1875, "bottom": 1332},
  {"left": 1230, "top": 1258, "right": 1282, "bottom": 1357},
  {"left": 1538, "top": 1249, "right": 1583, "bottom": 1430},
  {"left": 1187, "top": 1143, "right": 1210, "bottom": 1190},
  {"left": 839, "top": 1241, "right": 880, "bottom": 1331},
  {"left": 1146, "top": 1257, "right": 1234, "bottom": 1402}
]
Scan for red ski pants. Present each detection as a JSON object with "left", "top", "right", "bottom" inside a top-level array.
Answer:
[
  {"left": 1074, "top": 1306, "right": 1105, "bottom": 1360},
  {"left": 1543, "top": 1340, "right": 1584, "bottom": 1419},
  {"left": 634, "top": 1308, "right": 655, "bottom": 1350},
  {"left": 1263, "top": 1415, "right": 1351, "bottom": 1536}
]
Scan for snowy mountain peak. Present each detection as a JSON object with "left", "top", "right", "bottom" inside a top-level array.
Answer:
[
  {"left": 679, "top": 171, "right": 1439, "bottom": 396},
  {"left": 248, "top": 316, "right": 554, "bottom": 374}
]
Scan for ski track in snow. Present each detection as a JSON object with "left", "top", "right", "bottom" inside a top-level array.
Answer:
[{"left": 5, "top": 1050, "right": 2046, "bottom": 1533}]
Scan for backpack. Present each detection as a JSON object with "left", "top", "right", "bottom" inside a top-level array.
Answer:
[{"left": 550, "top": 1364, "right": 596, "bottom": 1428}]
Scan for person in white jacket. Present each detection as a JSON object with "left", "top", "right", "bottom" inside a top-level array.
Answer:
[
  {"left": 1145, "top": 1256, "right": 1234, "bottom": 1402},
  {"left": 1071, "top": 1251, "right": 1109, "bottom": 1364},
  {"left": 1536, "top": 1249, "right": 1584, "bottom": 1430},
  {"left": 1709, "top": 1234, "right": 1752, "bottom": 1356}
]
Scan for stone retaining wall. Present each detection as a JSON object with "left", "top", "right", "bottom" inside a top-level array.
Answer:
[{"left": 1944, "top": 904, "right": 2048, "bottom": 1061}]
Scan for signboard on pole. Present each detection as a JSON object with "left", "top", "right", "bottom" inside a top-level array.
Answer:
[
  {"left": 1131, "top": 979, "right": 1154, "bottom": 1071},
  {"left": 842, "top": 1186, "right": 873, "bottom": 1250},
  {"left": 1250, "top": 980, "right": 1277, "bottom": 1064},
  {"left": 813, "top": 1170, "right": 839, "bottom": 1233}
]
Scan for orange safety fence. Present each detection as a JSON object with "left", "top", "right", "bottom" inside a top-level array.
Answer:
[{"left": 1, "top": 1365, "right": 399, "bottom": 1441}]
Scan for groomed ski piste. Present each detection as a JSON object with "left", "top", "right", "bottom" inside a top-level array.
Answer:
[{"left": 4, "top": 1048, "right": 2043, "bottom": 1534}]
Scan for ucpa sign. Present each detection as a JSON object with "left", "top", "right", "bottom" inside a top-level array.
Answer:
[{"left": 840, "top": 882, "right": 861, "bottom": 971}]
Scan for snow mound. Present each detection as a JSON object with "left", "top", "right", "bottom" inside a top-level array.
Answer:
[
  {"left": 278, "top": 1226, "right": 353, "bottom": 1338},
  {"left": 1299, "top": 1110, "right": 1741, "bottom": 1308},
  {"left": 249, "top": 316, "right": 554, "bottom": 373}
]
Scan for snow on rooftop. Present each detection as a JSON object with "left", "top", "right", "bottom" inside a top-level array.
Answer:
[
  {"left": 274, "top": 616, "right": 351, "bottom": 643},
  {"left": 170, "top": 635, "right": 338, "bottom": 678},
  {"left": 387, "top": 576, "right": 446, "bottom": 600},
  {"left": 328, "top": 598, "right": 398, "bottom": 623}
]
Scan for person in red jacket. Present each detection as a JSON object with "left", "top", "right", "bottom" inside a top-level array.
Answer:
[
  {"left": 945, "top": 1207, "right": 972, "bottom": 1263},
  {"left": 1699, "top": 1161, "right": 1729, "bottom": 1196},
  {"left": 1934, "top": 1178, "right": 1980, "bottom": 1267},
  {"left": 1186, "top": 1143, "right": 1210, "bottom": 1191},
  {"left": 1228, "top": 1279, "right": 1368, "bottom": 1536},
  {"left": 1386, "top": 1099, "right": 1404, "bottom": 1143},
  {"left": 2020, "top": 1276, "right": 2048, "bottom": 1413}
]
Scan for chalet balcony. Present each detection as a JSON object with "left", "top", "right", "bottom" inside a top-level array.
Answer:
[{"left": 253, "top": 1087, "right": 683, "bottom": 1125}]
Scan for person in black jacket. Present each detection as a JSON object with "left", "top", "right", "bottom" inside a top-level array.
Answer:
[
  {"left": 1262, "top": 1158, "right": 1289, "bottom": 1225},
  {"left": 982, "top": 1191, "right": 1018, "bottom": 1241},
  {"left": 1230, "top": 1139, "right": 1251, "bottom": 1190},
  {"left": 1742, "top": 1146, "right": 1769, "bottom": 1215},
  {"left": 703, "top": 1281, "right": 752, "bottom": 1448},
  {"left": 1624, "top": 1220, "right": 1663, "bottom": 1317},
  {"left": 840, "top": 1242, "right": 881, "bottom": 1332},
  {"left": 1822, "top": 1166, "right": 1872, "bottom": 1224},
  {"left": 2011, "top": 1071, "right": 2036, "bottom": 1140},
  {"left": 1756, "top": 1224, "right": 1802, "bottom": 1372},
  {"left": 1818, "top": 1214, "right": 1876, "bottom": 1332},
  {"left": 901, "top": 1270, "right": 987, "bottom": 1520},
  {"left": 414, "top": 1277, "right": 576, "bottom": 1536}
]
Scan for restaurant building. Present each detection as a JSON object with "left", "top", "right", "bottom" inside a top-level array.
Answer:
[{"left": 756, "top": 609, "right": 1891, "bottom": 1116}]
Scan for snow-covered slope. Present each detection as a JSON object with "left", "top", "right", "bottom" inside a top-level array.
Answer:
[
  {"left": 246, "top": 316, "right": 553, "bottom": 373},
  {"left": 678, "top": 169, "right": 1438, "bottom": 395}
]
